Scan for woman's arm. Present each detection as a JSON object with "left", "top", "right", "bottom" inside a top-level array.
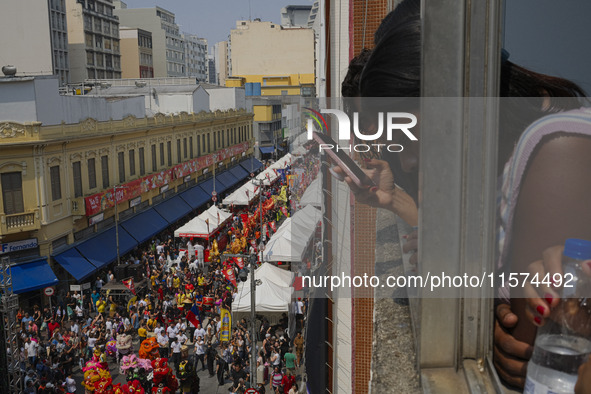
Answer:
[{"left": 508, "top": 134, "right": 591, "bottom": 345}]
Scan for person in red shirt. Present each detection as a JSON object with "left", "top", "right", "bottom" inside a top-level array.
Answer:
[
  {"left": 281, "top": 373, "right": 295, "bottom": 394},
  {"left": 47, "top": 320, "right": 60, "bottom": 339}
]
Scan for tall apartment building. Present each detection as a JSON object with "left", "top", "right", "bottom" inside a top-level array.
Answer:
[
  {"left": 49, "top": 0, "right": 71, "bottom": 85},
  {"left": 215, "top": 41, "right": 230, "bottom": 87},
  {"left": 207, "top": 55, "right": 216, "bottom": 85},
  {"left": 183, "top": 34, "right": 208, "bottom": 82},
  {"left": 0, "top": 0, "right": 70, "bottom": 84},
  {"left": 65, "top": 0, "right": 122, "bottom": 82},
  {"left": 227, "top": 20, "right": 315, "bottom": 96},
  {"left": 114, "top": 5, "right": 186, "bottom": 77},
  {"left": 119, "top": 27, "right": 154, "bottom": 78}
]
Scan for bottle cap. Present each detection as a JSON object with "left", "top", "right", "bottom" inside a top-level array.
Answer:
[{"left": 564, "top": 238, "right": 591, "bottom": 260}]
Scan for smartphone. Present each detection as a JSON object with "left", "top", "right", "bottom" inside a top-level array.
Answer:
[{"left": 312, "top": 132, "right": 376, "bottom": 188}]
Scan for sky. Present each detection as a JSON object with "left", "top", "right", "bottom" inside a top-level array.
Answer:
[{"left": 120, "top": 0, "right": 315, "bottom": 50}]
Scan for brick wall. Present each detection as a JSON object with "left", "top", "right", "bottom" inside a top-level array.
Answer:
[{"left": 350, "top": 1, "right": 390, "bottom": 393}]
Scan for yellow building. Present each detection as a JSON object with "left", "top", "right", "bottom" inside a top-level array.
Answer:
[
  {"left": 227, "top": 20, "right": 315, "bottom": 96},
  {"left": 0, "top": 76, "right": 258, "bottom": 298}
]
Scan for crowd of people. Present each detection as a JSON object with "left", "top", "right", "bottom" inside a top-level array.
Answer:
[{"left": 10, "top": 156, "right": 313, "bottom": 394}]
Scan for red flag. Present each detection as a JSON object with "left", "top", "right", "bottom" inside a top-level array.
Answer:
[
  {"left": 269, "top": 221, "right": 277, "bottom": 232},
  {"left": 217, "top": 212, "right": 220, "bottom": 225},
  {"left": 250, "top": 239, "right": 257, "bottom": 248},
  {"left": 186, "top": 304, "right": 201, "bottom": 328},
  {"left": 223, "top": 267, "right": 237, "bottom": 287},
  {"left": 281, "top": 207, "right": 289, "bottom": 217},
  {"left": 240, "top": 214, "right": 249, "bottom": 224},
  {"left": 122, "top": 278, "right": 136, "bottom": 295},
  {"left": 234, "top": 257, "right": 245, "bottom": 270},
  {"left": 245, "top": 190, "right": 249, "bottom": 199}
]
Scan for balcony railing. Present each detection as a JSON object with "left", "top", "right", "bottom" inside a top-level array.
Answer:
[{"left": 1, "top": 210, "right": 40, "bottom": 234}]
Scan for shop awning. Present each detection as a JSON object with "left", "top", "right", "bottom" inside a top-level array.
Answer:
[
  {"left": 120, "top": 208, "right": 168, "bottom": 244},
  {"left": 259, "top": 146, "right": 275, "bottom": 154},
  {"left": 198, "top": 177, "right": 227, "bottom": 196},
  {"left": 10, "top": 258, "right": 59, "bottom": 294},
  {"left": 216, "top": 171, "right": 240, "bottom": 189},
  {"left": 53, "top": 248, "right": 97, "bottom": 282},
  {"left": 180, "top": 185, "right": 211, "bottom": 209},
  {"left": 153, "top": 195, "right": 192, "bottom": 224},
  {"left": 76, "top": 226, "right": 137, "bottom": 270},
  {"left": 240, "top": 158, "right": 264, "bottom": 174},
  {"left": 228, "top": 165, "right": 249, "bottom": 182}
]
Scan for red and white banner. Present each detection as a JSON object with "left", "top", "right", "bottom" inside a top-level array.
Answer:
[
  {"left": 234, "top": 257, "right": 245, "bottom": 270},
  {"left": 269, "top": 221, "right": 277, "bottom": 232},
  {"left": 223, "top": 267, "right": 237, "bottom": 287},
  {"left": 122, "top": 278, "right": 136, "bottom": 295},
  {"left": 281, "top": 207, "right": 289, "bottom": 217}
]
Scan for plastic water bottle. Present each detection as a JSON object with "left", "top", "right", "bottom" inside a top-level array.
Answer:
[{"left": 525, "top": 239, "right": 591, "bottom": 394}]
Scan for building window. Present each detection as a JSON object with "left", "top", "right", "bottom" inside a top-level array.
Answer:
[
  {"left": 159, "top": 143, "right": 165, "bottom": 166},
  {"left": 189, "top": 137, "right": 193, "bottom": 158},
  {"left": 207, "top": 133, "right": 210, "bottom": 153},
  {"left": 88, "top": 158, "right": 97, "bottom": 189},
  {"left": 200, "top": 135, "right": 204, "bottom": 155},
  {"left": 101, "top": 155, "right": 109, "bottom": 189},
  {"left": 73, "top": 161, "right": 83, "bottom": 198},
  {"left": 151, "top": 145, "right": 157, "bottom": 172},
  {"left": 50, "top": 165, "right": 62, "bottom": 201},
  {"left": 167, "top": 141, "right": 172, "bottom": 166},
  {"left": 118, "top": 152, "right": 125, "bottom": 183},
  {"left": 1, "top": 172, "right": 24, "bottom": 215},
  {"left": 213, "top": 131, "right": 217, "bottom": 151},
  {"left": 139, "top": 147, "right": 145, "bottom": 176},
  {"left": 177, "top": 139, "right": 181, "bottom": 164},
  {"left": 129, "top": 149, "right": 136, "bottom": 176},
  {"left": 183, "top": 138, "right": 187, "bottom": 158}
]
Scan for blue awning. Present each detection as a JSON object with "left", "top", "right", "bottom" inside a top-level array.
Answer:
[
  {"left": 153, "top": 195, "right": 192, "bottom": 224},
  {"left": 198, "top": 177, "right": 227, "bottom": 196},
  {"left": 240, "top": 158, "right": 263, "bottom": 173},
  {"left": 10, "top": 259, "right": 59, "bottom": 294},
  {"left": 76, "top": 226, "right": 137, "bottom": 270},
  {"left": 216, "top": 171, "right": 240, "bottom": 189},
  {"left": 120, "top": 208, "right": 168, "bottom": 244},
  {"left": 259, "top": 146, "right": 275, "bottom": 154},
  {"left": 228, "top": 165, "right": 249, "bottom": 182},
  {"left": 53, "top": 248, "right": 97, "bottom": 282},
  {"left": 180, "top": 185, "right": 211, "bottom": 209}
]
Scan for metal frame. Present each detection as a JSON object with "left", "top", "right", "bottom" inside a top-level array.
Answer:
[
  {"left": 0, "top": 256, "right": 23, "bottom": 393},
  {"left": 418, "top": 0, "right": 502, "bottom": 389}
]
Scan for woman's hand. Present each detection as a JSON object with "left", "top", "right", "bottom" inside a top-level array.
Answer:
[
  {"left": 493, "top": 303, "right": 533, "bottom": 388},
  {"left": 332, "top": 159, "right": 418, "bottom": 226}
]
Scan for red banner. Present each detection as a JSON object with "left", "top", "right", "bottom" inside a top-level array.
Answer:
[
  {"left": 122, "top": 278, "right": 136, "bottom": 295},
  {"left": 234, "top": 257, "right": 245, "bottom": 270},
  {"left": 269, "top": 221, "right": 277, "bottom": 232},
  {"left": 84, "top": 141, "right": 250, "bottom": 216},
  {"left": 281, "top": 207, "right": 289, "bottom": 217},
  {"left": 85, "top": 169, "right": 173, "bottom": 216},
  {"left": 223, "top": 267, "right": 237, "bottom": 287}
]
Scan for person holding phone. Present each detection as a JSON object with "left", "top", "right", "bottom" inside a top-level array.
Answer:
[{"left": 342, "top": 0, "right": 591, "bottom": 388}]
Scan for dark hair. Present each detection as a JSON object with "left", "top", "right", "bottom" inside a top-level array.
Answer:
[{"left": 360, "top": 0, "right": 586, "bottom": 171}]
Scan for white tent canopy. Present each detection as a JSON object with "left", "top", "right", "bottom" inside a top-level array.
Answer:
[
  {"left": 299, "top": 176, "right": 322, "bottom": 208},
  {"left": 269, "top": 153, "right": 292, "bottom": 170},
  {"left": 263, "top": 205, "right": 322, "bottom": 262},
  {"left": 222, "top": 180, "right": 259, "bottom": 206},
  {"left": 174, "top": 205, "right": 232, "bottom": 238},
  {"left": 231, "top": 263, "right": 294, "bottom": 326}
]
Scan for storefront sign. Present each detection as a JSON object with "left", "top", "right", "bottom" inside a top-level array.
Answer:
[
  {"left": 0, "top": 238, "right": 38, "bottom": 254},
  {"left": 129, "top": 196, "right": 142, "bottom": 208},
  {"left": 82, "top": 282, "right": 91, "bottom": 290},
  {"left": 89, "top": 212, "right": 104, "bottom": 225},
  {"left": 70, "top": 285, "right": 81, "bottom": 291}
]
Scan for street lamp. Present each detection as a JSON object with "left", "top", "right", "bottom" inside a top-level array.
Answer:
[{"left": 113, "top": 184, "right": 129, "bottom": 266}]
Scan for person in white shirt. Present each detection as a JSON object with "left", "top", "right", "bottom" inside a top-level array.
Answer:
[
  {"left": 177, "top": 331, "right": 188, "bottom": 346},
  {"left": 167, "top": 324, "right": 177, "bottom": 347},
  {"left": 65, "top": 374, "right": 76, "bottom": 393},
  {"left": 154, "top": 324, "right": 164, "bottom": 337},
  {"left": 24, "top": 338, "right": 38, "bottom": 368},
  {"left": 193, "top": 324, "right": 206, "bottom": 343},
  {"left": 157, "top": 332, "right": 169, "bottom": 358},
  {"left": 170, "top": 338, "right": 182, "bottom": 372},
  {"left": 194, "top": 336, "right": 206, "bottom": 371}
]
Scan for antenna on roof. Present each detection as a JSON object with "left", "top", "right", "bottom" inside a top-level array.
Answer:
[{"left": 249, "top": 0, "right": 252, "bottom": 21}]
